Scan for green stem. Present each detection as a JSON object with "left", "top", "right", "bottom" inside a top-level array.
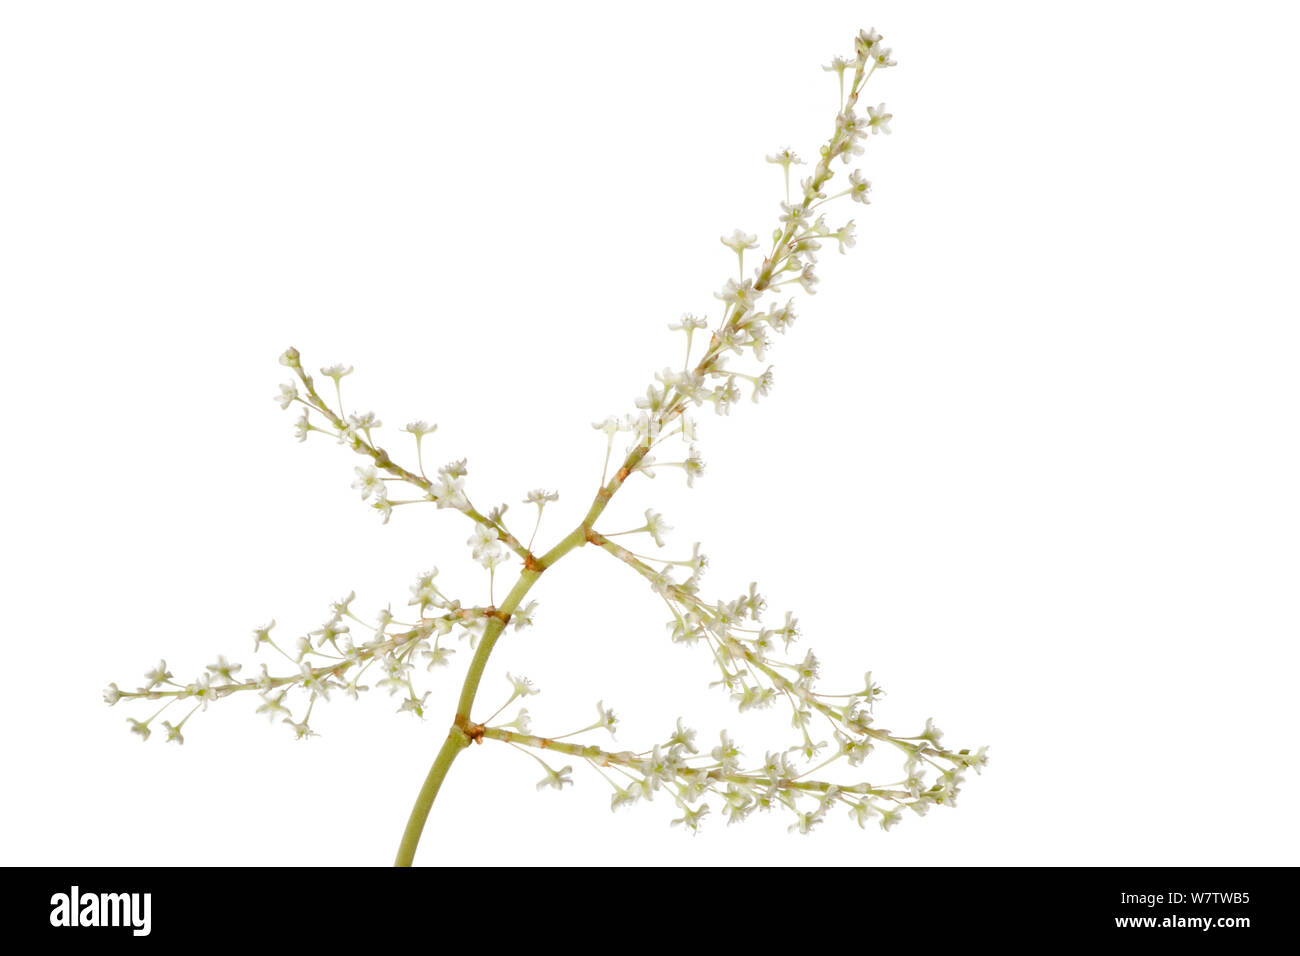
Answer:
[
  {"left": 393, "top": 725, "right": 470, "bottom": 867},
  {"left": 392, "top": 503, "right": 617, "bottom": 865}
]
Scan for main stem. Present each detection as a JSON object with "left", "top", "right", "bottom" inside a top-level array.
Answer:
[{"left": 392, "top": 462, "right": 640, "bottom": 865}]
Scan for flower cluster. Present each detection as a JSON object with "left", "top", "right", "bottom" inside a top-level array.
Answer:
[
  {"left": 482, "top": 706, "right": 987, "bottom": 834},
  {"left": 108, "top": 28, "right": 985, "bottom": 859},
  {"left": 106, "top": 578, "right": 541, "bottom": 740}
]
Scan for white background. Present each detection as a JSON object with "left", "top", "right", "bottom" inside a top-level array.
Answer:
[{"left": 2, "top": 1, "right": 1298, "bottom": 867}]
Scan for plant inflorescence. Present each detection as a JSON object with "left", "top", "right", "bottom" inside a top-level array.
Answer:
[{"left": 106, "top": 27, "right": 986, "bottom": 865}]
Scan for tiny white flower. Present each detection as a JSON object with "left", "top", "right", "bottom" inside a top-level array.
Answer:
[
  {"left": 283, "top": 717, "right": 317, "bottom": 740},
  {"left": 764, "top": 147, "right": 805, "bottom": 167},
  {"left": 867, "top": 102, "right": 892, "bottom": 135},
  {"left": 206, "top": 655, "right": 241, "bottom": 682},
  {"left": 399, "top": 692, "right": 430, "bottom": 718},
  {"left": 668, "top": 717, "right": 698, "bottom": 754},
  {"left": 320, "top": 364, "right": 354, "bottom": 382},
  {"left": 430, "top": 473, "right": 467, "bottom": 510},
  {"left": 848, "top": 169, "right": 872, "bottom": 204},
  {"left": 672, "top": 803, "right": 710, "bottom": 834},
  {"left": 720, "top": 229, "right": 759, "bottom": 254},
  {"left": 352, "top": 466, "right": 386, "bottom": 501},
  {"left": 596, "top": 700, "right": 617, "bottom": 736},
  {"left": 507, "top": 673, "right": 540, "bottom": 698},
  {"left": 347, "top": 411, "right": 381, "bottom": 431},
  {"left": 535, "top": 764, "right": 573, "bottom": 792},
  {"left": 833, "top": 220, "right": 857, "bottom": 254},
  {"left": 256, "top": 690, "right": 291, "bottom": 722},
  {"left": 467, "top": 522, "right": 501, "bottom": 563},
  {"left": 643, "top": 508, "right": 672, "bottom": 547},
  {"left": 714, "top": 278, "right": 762, "bottom": 311},
  {"left": 822, "top": 56, "right": 853, "bottom": 79},
  {"left": 919, "top": 717, "right": 944, "bottom": 745},
  {"left": 274, "top": 383, "right": 298, "bottom": 409},
  {"left": 511, "top": 600, "right": 538, "bottom": 631},
  {"left": 856, "top": 28, "right": 883, "bottom": 57},
  {"left": 143, "top": 660, "right": 172, "bottom": 690}
]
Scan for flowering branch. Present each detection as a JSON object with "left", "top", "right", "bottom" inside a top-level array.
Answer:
[{"left": 107, "top": 27, "right": 986, "bottom": 865}]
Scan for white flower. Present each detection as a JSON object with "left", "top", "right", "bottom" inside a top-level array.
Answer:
[
  {"left": 408, "top": 568, "right": 440, "bottom": 609},
  {"left": 919, "top": 717, "right": 944, "bottom": 745},
  {"left": 879, "top": 806, "right": 904, "bottom": 831},
  {"left": 535, "top": 764, "right": 573, "bottom": 792},
  {"left": 668, "top": 314, "right": 709, "bottom": 332},
  {"left": 867, "top": 102, "right": 892, "bottom": 135},
  {"left": 672, "top": 803, "right": 710, "bottom": 834},
  {"left": 596, "top": 700, "right": 618, "bottom": 736},
  {"left": 309, "top": 615, "right": 349, "bottom": 646},
  {"left": 838, "top": 109, "right": 867, "bottom": 141},
  {"left": 320, "top": 364, "right": 353, "bottom": 382},
  {"left": 525, "top": 489, "right": 558, "bottom": 506},
  {"left": 352, "top": 466, "right": 386, "bottom": 501},
  {"left": 252, "top": 621, "right": 278, "bottom": 650},
  {"left": 283, "top": 717, "right": 317, "bottom": 740},
  {"left": 856, "top": 28, "right": 883, "bottom": 57},
  {"left": 848, "top": 169, "right": 872, "bottom": 204},
  {"left": 143, "top": 660, "right": 172, "bottom": 690},
  {"left": 779, "top": 201, "right": 809, "bottom": 227},
  {"left": 274, "top": 383, "right": 297, "bottom": 409},
  {"left": 182, "top": 674, "right": 213, "bottom": 709},
  {"left": 764, "top": 147, "right": 805, "bottom": 168},
  {"left": 501, "top": 707, "right": 530, "bottom": 733},
  {"left": 103, "top": 683, "right": 122, "bottom": 706},
  {"left": 833, "top": 220, "right": 857, "bottom": 254},
  {"left": 788, "top": 810, "right": 822, "bottom": 835},
  {"left": 644, "top": 509, "right": 672, "bottom": 547},
  {"left": 668, "top": 717, "right": 698, "bottom": 754},
  {"left": 711, "top": 730, "right": 741, "bottom": 773},
  {"left": 256, "top": 690, "right": 291, "bottom": 722},
  {"left": 206, "top": 655, "right": 241, "bottom": 682},
  {"left": 399, "top": 692, "right": 430, "bottom": 718},
  {"left": 822, "top": 56, "right": 853, "bottom": 79},
  {"left": 403, "top": 420, "right": 437, "bottom": 437},
  {"left": 720, "top": 229, "right": 759, "bottom": 254},
  {"left": 511, "top": 600, "right": 538, "bottom": 631},
  {"left": 300, "top": 662, "right": 333, "bottom": 701},
  {"left": 767, "top": 299, "right": 797, "bottom": 333},
  {"left": 683, "top": 446, "right": 705, "bottom": 487},
  {"left": 714, "top": 278, "right": 762, "bottom": 312},
  {"left": 507, "top": 673, "right": 539, "bottom": 698},
  {"left": 430, "top": 473, "right": 467, "bottom": 510},
  {"left": 467, "top": 522, "right": 502, "bottom": 564},
  {"left": 347, "top": 411, "right": 381, "bottom": 432}
]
